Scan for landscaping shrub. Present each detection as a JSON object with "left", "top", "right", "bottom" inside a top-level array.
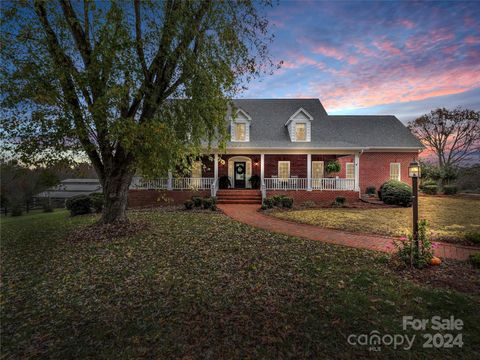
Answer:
[
  {"left": 11, "top": 205, "right": 22, "bottom": 217},
  {"left": 271, "top": 195, "right": 285, "bottom": 207},
  {"left": 443, "top": 185, "right": 458, "bottom": 195},
  {"left": 335, "top": 196, "right": 346, "bottom": 205},
  {"left": 469, "top": 253, "right": 480, "bottom": 269},
  {"left": 89, "top": 193, "right": 104, "bottom": 213},
  {"left": 301, "top": 200, "right": 316, "bottom": 208},
  {"left": 365, "top": 186, "right": 376, "bottom": 195},
  {"left": 211, "top": 204, "right": 217, "bottom": 211},
  {"left": 395, "top": 219, "right": 433, "bottom": 268},
  {"left": 380, "top": 180, "right": 412, "bottom": 207},
  {"left": 202, "top": 197, "right": 214, "bottom": 209},
  {"left": 249, "top": 175, "right": 261, "bottom": 189},
  {"left": 281, "top": 196, "right": 294, "bottom": 208},
  {"left": 263, "top": 198, "right": 273, "bottom": 209},
  {"left": 325, "top": 160, "right": 341, "bottom": 174},
  {"left": 420, "top": 179, "right": 437, "bottom": 191},
  {"left": 260, "top": 204, "right": 267, "bottom": 211},
  {"left": 422, "top": 185, "right": 438, "bottom": 195},
  {"left": 184, "top": 200, "right": 194, "bottom": 210},
  {"left": 65, "top": 195, "right": 92, "bottom": 216},
  {"left": 219, "top": 176, "right": 231, "bottom": 189},
  {"left": 191, "top": 196, "right": 202, "bottom": 208},
  {"left": 465, "top": 231, "right": 480, "bottom": 245}
]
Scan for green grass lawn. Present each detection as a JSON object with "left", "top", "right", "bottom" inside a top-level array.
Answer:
[
  {"left": 272, "top": 196, "right": 480, "bottom": 242},
  {"left": 1, "top": 209, "right": 479, "bottom": 358}
]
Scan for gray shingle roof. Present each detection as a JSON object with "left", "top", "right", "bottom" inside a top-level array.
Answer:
[{"left": 222, "top": 99, "right": 423, "bottom": 149}]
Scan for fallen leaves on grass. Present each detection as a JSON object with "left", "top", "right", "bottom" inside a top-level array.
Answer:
[
  {"left": 390, "top": 256, "right": 480, "bottom": 293},
  {"left": 67, "top": 220, "right": 149, "bottom": 242}
]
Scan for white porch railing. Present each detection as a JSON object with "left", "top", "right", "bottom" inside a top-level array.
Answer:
[
  {"left": 211, "top": 178, "right": 218, "bottom": 197},
  {"left": 131, "top": 177, "right": 214, "bottom": 190},
  {"left": 264, "top": 178, "right": 355, "bottom": 191}
]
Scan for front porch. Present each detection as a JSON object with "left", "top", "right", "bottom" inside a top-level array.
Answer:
[{"left": 130, "top": 152, "right": 361, "bottom": 204}]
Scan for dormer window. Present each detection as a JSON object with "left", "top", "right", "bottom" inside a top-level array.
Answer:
[
  {"left": 285, "top": 108, "right": 313, "bottom": 142},
  {"left": 231, "top": 108, "right": 251, "bottom": 142},
  {"left": 295, "top": 123, "right": 306, "bottom": 141},
  {"left": 235, "top": 123, "right": 246, "bottom": 141}
]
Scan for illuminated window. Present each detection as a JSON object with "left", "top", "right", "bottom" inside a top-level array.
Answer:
[
  {"left": 312, "top": 161, "right": 324, "bottom": 178},
  {"left": 390, "top": 163, "right": 401, "bottom": 181},
  {"left": 295, "top": 123, "right": 306, "bottom": 141},
  {"left": 346, "top": 163, "right": 355, "bottom": 179},
  {"left": 235, "top": 123, "right": 246, "bottom": 141},
  {"left": 278, "top": 161, "right": 290, "bottom": 179},
  {"left": 191, "top": 161, "right": 202, "bottom": 178}
]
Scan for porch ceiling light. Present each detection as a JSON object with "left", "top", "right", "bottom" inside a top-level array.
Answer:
[{"left": 408, "top": 160, "right": 421, "bottom": 178}]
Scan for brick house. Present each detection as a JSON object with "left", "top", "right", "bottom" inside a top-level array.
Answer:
[{"left": 129, "top": 99, "right": 423, "bottom": 206}]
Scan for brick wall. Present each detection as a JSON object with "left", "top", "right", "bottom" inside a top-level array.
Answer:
[
  {"left": 359, "top": 152, "right": 418, "bottom": 193},
  {"left": 267, "top": 190, "right": 359, "bottom": 204},
  {"left": 264, "top": 154, "right": 308, "bottom": 177},
  {"left": 128, "top": 189, "right": 209, "bottom": 207}
]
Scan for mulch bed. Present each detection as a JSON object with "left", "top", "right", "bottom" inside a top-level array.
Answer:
[
  {"left": 391, "top": 257, "right": 480, "bottom": 293},
  {"left": 67, "top": 220, "right": 150, "bottom": 243}
]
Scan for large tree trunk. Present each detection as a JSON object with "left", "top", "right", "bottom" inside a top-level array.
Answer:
[{"left": 101, "top": 168, "right": 133, "bottom": 224}]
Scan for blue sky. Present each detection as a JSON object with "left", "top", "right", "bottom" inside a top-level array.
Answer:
[{"left": 243, "top": 0, "right": 480, "bottom": 123}]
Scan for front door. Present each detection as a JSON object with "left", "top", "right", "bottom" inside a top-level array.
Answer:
[{"left": 234, "top": 162, "right": 246, "bottom": 188}]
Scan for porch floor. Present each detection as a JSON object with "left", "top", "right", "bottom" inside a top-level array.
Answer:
[{"left": 217, "top": 204, "right": 478, "bottom": 261}]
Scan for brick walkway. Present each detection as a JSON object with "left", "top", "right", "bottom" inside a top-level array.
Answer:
[{"left": 218, "top": 204, "right": 479, "bottom": 261}]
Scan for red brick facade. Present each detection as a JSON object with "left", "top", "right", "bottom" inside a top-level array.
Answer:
[
  {"left": 359, "top": 152, "right": 417, "bottom": 192},
  {"left": 128, "top": 151, "right": 419, "bottom": 207}
]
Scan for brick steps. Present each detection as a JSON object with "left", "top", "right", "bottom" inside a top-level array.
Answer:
[{"left": 216, "top": 189, "right": 262, "bottom": 205}]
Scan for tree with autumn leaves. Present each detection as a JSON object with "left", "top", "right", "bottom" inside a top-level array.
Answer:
[{"left": 1, "top": 0, "right": 277, "bottom": 223}]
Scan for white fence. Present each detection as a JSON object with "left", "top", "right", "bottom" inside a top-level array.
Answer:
[
  {"left": 131, "top": 177, "right": 214, "bottom": 190},
  {"left": 264, "top": 178, "right": 355, "bottom": 191}
]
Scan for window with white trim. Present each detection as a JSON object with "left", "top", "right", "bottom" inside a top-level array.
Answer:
[
  {"left": 191, "top": 161, "right": 202, "bottom": 178},
  {"left": 278, "top": 161, "right": 290, "bottom": 179},
  {"left": 390, "top": 163, "right": 401, "bottom": 181},
  {"left": 312, "top": 161, "right": 324, "bottom": 178},
  {"left": 235, "top": 123, "right": 246, "bottom": 141},
  {"left": 346, "top": 163, "right": 355, "bottom": 179},
  {"left": 295, "top": 123, "right": 306, "bottom": 141}
]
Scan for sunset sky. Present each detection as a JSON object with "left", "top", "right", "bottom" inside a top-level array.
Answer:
[{"left": 243, "top": 0, "right": 480, "bottom": 123}]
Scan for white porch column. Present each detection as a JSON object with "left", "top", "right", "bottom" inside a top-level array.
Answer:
[
  {"left": 167, "top": 171, "right": 173, "bottom": 190},
  {"left": 354, "top": 152, "right": 360, "bottom": 192},
  {"left": 260, "top": 153, "right": 265, "bottom": 185},
  {"left": 214, "top": 153, "right": 219, "bottom": 182},
  {"left": 307, "top": 153, "right": 312, "bottom": 191}
]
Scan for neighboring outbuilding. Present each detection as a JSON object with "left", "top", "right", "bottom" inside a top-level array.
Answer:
[{"left": 35, "top": 179, "right": 102, "bottom": 207}]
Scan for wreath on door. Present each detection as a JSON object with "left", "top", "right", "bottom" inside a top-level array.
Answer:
[{"left": 236, "top": 164, "right": 245, "bottom": 175}]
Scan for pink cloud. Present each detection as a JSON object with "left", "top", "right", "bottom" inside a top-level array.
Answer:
[
  {"left": 373, "top": 39, "right": 402, "bottom": 56},
  {"left": 465, "top": 36, "right": 480, "bottom": 45},
  {"left": 398, "top": 19, "right": 415, "bottom": 29},
  {"left": 309, "top": 64, "right": 480, "bottom": 111},
  {"left": 406, "top": 30, "right": 455, "bottom": 52},
  {"left": 313, "top": 45, "right": 358, "bottom": 64},
  {"left": 279, "top": 55, "right": 327, "bottom": 72}
]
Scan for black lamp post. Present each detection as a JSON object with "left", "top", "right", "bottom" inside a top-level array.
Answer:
[{"left": 408, "top": 160, "right": 421, "bottom": 259}]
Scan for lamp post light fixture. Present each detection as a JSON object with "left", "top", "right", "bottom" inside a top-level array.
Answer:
[{"left": 409, "top": 160, "right": 421, "bottom": 263}]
